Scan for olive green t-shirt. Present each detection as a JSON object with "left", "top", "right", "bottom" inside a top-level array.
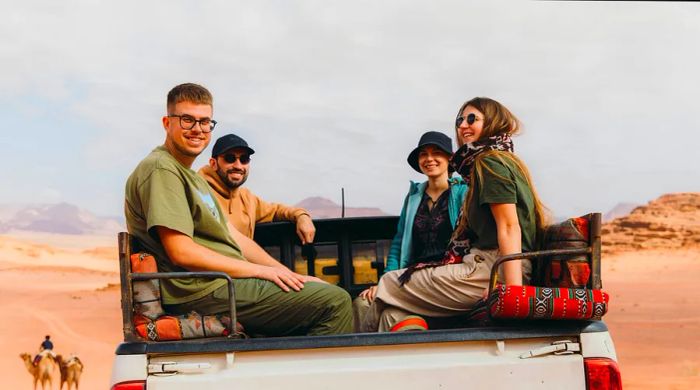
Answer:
[
  {"left": 466, "top": 153, "right": 537, "bottom": 252},
  {"left": 125, "top": 146, "right": 245, "bottom": 305}
]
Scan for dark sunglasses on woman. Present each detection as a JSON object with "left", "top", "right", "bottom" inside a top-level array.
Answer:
[{"left": 455, "top": 113, "right": 479, "bottom": 128}]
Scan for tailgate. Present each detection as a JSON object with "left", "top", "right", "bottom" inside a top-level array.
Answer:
[{"left": 146, "top": 337, "right": 586, "bottom": 390}]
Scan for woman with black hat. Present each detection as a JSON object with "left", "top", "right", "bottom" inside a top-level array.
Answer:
[
  {"left": 359, "top": 97, "right": 548, "bottom": 332},
  {"left": 353, "top": 131, "right": 467, "bottom": 331}
]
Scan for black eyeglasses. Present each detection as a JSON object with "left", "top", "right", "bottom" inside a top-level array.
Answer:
[
  {"left": 222, "top": 153, "right": 251, "bottom": 164},
  {"left": 168, "top": 114, "right": 217, "bottom": 132},
  {"left": 455, "top": 113, "right": 480, "bottom": 128}
]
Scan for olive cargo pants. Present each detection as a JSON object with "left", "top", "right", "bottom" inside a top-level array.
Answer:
[{"left": 164, "top": 279, "right": 353, "bottom": 336}]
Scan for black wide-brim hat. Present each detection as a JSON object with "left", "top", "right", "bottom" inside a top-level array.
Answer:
[
  {"left": 212, "top": 133, "right": 255, "bottom": 157},
  {"left": 407, "top": 131, "right": 454, "bottom": 173}
]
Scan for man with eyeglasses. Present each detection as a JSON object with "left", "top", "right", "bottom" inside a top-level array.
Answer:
[
  {"left": 198, "top": 134, "right": 316, "bottom": 244},
  {"left": 124, "top": 83, "right": 352, "bottom": 336}
]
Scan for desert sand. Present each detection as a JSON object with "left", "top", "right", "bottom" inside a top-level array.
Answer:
[
  {"left": 0, "top": 233, "right": 121, "bottom": 390},
  {"left": 1, "top": 232, "right": 699, "bottom": 389},
  {"left": 603, "top": 249, "right": 700, "bottom": 390}
]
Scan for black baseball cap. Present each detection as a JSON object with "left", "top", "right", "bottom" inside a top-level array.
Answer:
[
  {"left": 211, "top": 134, "right": 256, "bottom": 157},
  {"left": 407, "top": 131, "right": 454, "bottom": 173}
]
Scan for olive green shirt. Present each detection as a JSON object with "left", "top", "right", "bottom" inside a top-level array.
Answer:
[
  {"left": 125, "top": 146, "right": 245, "bottom": 305},
  {"left": 467, "top": 153, "right": 537, "bottom": 252}
]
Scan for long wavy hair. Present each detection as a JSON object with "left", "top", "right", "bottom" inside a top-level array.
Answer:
[{"left": 452, "top": 97, "right": 549, "bottom": 243}]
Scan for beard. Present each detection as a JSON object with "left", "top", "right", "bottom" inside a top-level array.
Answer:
[{"left": 216, "top": 166, "right": 248, "bottom": 189}]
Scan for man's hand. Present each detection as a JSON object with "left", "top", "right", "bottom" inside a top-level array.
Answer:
[
  {"left": 296, "top": 214, "right": 316, "bottom": 244},
  {"left": 256, "top": 266, "right": 306, "bottom": 292},
  {"left": 358, "top": 285, "right": 378, "bottom": 302}
]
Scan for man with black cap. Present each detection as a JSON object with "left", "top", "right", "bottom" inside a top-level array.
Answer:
[
  {"left": 124, "top": 83, "right": 352, "bottom": 337},
  {"left": 198, "top": 133, "right": 315, "bottom": 244}
]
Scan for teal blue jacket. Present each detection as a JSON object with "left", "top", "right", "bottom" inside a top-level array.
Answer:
[{"left": 385, "top": 177, "right": 468, "bottom": 272}]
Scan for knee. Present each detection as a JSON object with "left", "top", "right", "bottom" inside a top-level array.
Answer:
[
  {"left": 352, "top": 296, "right": 371, "bottom": 320},
  {"left": 328, "top": 285, "right": 352, "bottom": 308},
  {"left": 353, "top": 296, "right": 371, "bottom": 311},
  {"left": 310, "top": 282, "right": 351, "bottom": 309}
]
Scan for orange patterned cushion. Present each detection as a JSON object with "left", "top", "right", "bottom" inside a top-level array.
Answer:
[
  {"left": 129, "top": 252, "right": 244, "bottom": 340},
  {"left": 134, "top": 312, "right": 233, "bottom": 341},
  {"left": 130, "top": 253, "right": 165, "bottom": 320}
]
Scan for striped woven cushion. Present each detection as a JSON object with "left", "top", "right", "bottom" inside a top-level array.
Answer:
[{"left": 488, "top": 284, "right": 609, "bottom": 320}]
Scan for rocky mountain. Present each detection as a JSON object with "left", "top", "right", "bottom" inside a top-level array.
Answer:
[
  {"left": 602, "top": 193, "right": 700, "bottom": 253},
  {"left": 295, "top": 197, "right": 388, "bottom": 219},
  {"left": 603, "top": 202, "right": 640, "bottom": 222},
  {"left": 0, "top": 203, "right": 124, "bottom": 235},
  {"left": 0, "top": 197, "right": 388, "bottom": 235}
]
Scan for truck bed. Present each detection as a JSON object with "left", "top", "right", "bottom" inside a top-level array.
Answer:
[{"left": 116, "top": 320, "right": 608, "bottom": 355}]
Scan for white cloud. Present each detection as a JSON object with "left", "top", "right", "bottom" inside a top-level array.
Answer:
[{"left": 0, "top": 0, "right": 699, "bottom": 216}]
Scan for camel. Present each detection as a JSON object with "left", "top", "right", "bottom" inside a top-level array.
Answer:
[
  {"left": 56, "top": 354, "right": 84, "bottom": 390},
  {"left": 20, "top": 351, "right": 56, "bottom": 390}
]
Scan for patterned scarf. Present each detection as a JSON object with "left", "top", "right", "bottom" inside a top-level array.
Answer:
[
  {"left": 449, "top": 133, "right": 514, "bottom": 184},
  {"left": 398, "top": 133, "right": 514, "bottom": 286}
]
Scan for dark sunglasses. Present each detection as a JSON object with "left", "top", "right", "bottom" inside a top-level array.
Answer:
[
  {"left": 222, "top": 153, "right": 251, "bottom": 164},
  {"left": 455, "top": 113, "right": 479, "bottom": 128}
]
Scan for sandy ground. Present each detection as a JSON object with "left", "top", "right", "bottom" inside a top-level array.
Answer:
[
  {"left": 0, "top": 232, "right": 698, "bottom": 389},
  {"left": 0, "top": 233, "right": 121, "bottom": 390},
  {"left": 603, "top": 249, "right": 700, "bottom": 390}
]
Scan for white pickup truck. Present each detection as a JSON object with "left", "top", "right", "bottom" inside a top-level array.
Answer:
[{"left": 110, "top": 215, "right": 622, "bottom": 390}]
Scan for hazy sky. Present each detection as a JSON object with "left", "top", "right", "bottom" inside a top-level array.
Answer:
[{"left": 1, "top": 1, "right": 699, "bottom": 219}]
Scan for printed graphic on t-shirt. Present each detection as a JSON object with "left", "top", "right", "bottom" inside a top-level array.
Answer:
[{"left": 197, "top": 189, "right": 220, "bottom": 220}]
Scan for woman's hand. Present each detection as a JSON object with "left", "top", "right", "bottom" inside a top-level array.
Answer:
[{"left": 358, "top": 285, "right": 378, "bottom": 302}]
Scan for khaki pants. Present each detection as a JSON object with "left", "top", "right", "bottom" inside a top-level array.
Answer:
[
  {"left": 360, "top": 248, "right": 531, "bottom": 332},
  {"left": 354, "top": 296, "right": 416, "bottom": 332},
  {"left": 352, "top": 296, "right": 371, "bottom": 332},
  {"left": 165, "top": 279, "right": 353, "bottom": 337}
]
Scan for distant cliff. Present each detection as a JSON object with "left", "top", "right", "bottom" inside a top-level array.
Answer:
[
  {"left": 602, "top": 193, "right": 700, "bottom": 253},
  {"left": 0, "top": 203, "right": 123, "bottom": 235},
  {"left": 295, "top": 197, "right": 388, "bottom": 219},
  {"left": 603, "top": 202, "right": 640, "bottom": 223},
  {"left": 0, "top": 197, "right": 390, "bottom": 235}
]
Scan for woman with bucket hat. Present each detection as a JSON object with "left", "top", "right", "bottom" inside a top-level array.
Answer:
[
  {"left": 353, "top": 131, "right": 467, "bottom": 332},
  {"left": 360, "top": 97, "right": 548, "bottom": 333}
]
